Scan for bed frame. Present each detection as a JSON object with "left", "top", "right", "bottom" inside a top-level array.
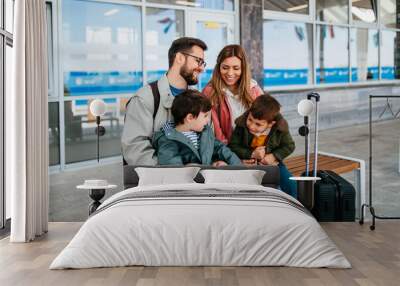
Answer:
[{"left": 123, "top": 165, "right": 281, "bottom": 190}]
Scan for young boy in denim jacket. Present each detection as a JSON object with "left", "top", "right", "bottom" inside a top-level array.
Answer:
[
  {"left": 228, "top": 94, "right": 297, "bottom": 197},
  {"left": 153, "top": 90, "right": 241, "bottom": 166}
]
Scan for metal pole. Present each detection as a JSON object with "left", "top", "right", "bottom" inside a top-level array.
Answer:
[
  {"left": 313, "top": 99, "right": 319, "bottom": 177},
  {"left": 307, "top": 92, "right": 320, "bottom": 177},
  {"left": 96, "top": 116, "right": 100, "bottom": 163},
  {"left": 305, "top": 117, "right": 310, "bottom": 176},
  {"left": 369, "top": 95, "right": 372, "bottom": 206},
  {"left": 97, "top": 130, "right": 99, "bottom": 163}
]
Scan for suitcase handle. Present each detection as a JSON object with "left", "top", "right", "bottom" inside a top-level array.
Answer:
[
  {"left": 317, "top": 170, "right": 330, "bottom": 180},
  {"left": 323, "top": 170, "right": 343, "bottom": 187}
]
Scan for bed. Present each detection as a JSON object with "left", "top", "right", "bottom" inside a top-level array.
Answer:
[{"left": 50, "top": 165, "right": 350, "bottom": 269}]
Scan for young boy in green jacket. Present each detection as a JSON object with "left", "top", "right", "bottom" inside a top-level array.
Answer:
[
  {"left": 153, "top": 90, "right": 241, "bottom": 166},
  {"left": 228, "top": 94, "right": 297, "bottom": 198}
]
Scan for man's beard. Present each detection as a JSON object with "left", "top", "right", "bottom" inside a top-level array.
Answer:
[{"left": 180, "top": 64, "right": 199, "bottom": 85}]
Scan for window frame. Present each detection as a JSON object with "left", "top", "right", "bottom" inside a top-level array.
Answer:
[{"left": 263, "top": 0, "right": 400, "bottom": 91}]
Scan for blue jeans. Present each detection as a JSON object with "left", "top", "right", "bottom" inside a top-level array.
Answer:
[{"left": 278, "top": 163, "right": 297, "bottom": 199}]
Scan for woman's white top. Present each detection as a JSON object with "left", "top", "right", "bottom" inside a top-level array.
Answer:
[{"left": 224, "top": 88, "right": 247, "bottom": 128}]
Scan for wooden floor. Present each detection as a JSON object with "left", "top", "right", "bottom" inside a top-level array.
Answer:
[{"left": 0, "top": 221, "right": 399, "bottom": 286}]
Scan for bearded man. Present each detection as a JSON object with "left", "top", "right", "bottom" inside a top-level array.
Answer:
[{"left": 122, "top": 37, "right": 208, "bottom": 165}]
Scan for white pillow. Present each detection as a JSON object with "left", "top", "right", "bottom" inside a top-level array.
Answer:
[
  {"left": 200, "top": 169, "right": 266, "bottom": 185},
  {"left": 135, "top": 167, "right": 201, "bottom": 186}
]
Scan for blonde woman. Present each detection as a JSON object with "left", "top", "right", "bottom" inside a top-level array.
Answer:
[
  {"left": 203, "top": 45, "right": 297, "bottom": 197},
  {"left": 202, "top": 44, "right": 263, "bottom": 145}
]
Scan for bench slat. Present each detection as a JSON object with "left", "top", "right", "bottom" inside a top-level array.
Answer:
[
  {"left": 288, "top": 159, "right": 359, "bottom": 171},
  {"left": 285, "top": 156, "right": 343, "bottom": 169},
  {"left": 285, "top": 154, "right": 338, "bottom": 165},
  {"left": 284, "top": 153, "right": 360, "bottom": 177}
]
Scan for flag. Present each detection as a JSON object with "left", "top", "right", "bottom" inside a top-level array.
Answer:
[{"left": 295, "top": 26, "right": 305, "bottom": 41}]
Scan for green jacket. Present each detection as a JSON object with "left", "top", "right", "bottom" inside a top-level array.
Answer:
[
  {"left": 228, "top": 111, "right": 295, "bottom": 161},
  {"left": 153, "top": 125, "right": 242, "bottom": 166}
]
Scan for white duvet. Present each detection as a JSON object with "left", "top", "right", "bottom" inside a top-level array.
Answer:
[{"left": 50, "top": 183, "right": 351, "bottom": 269}]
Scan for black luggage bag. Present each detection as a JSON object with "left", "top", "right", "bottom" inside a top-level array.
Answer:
[{"left": 311, "top": 170, "right": 356, "bottom": 222}]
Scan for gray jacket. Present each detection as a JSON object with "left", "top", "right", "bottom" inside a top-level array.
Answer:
[{"left": 121, "top": 74, "right": 175, "bottom": 165}]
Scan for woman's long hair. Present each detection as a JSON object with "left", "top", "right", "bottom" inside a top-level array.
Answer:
[{"left": 209, "top": 45, "right": 253, "bottom": 109}]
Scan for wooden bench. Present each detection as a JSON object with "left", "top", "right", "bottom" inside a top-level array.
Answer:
[{"left": 284, "top": 151, "right": 366, "bottom": 218}]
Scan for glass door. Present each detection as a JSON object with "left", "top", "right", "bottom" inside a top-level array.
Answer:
[{"left": 186, "top": 11, "right": 235, "bottom": 89}]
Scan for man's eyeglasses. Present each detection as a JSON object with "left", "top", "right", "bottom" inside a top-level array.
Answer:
[{"left": 181, "top": 52, "right": 207, "bottom": 68}]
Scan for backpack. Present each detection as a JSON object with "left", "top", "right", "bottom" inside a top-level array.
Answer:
[
  {"left": 122, "top": 81, "right": 160, "bottom": 165},
  {"left": 124, "top": 80, "right": 160, "bottom": 120}
]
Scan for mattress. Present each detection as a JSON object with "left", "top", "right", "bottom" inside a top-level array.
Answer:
[{"left": 50, "top": 183, "right": 351, "bottom": 269}]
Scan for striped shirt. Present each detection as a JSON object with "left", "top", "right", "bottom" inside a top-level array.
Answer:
[
  {"left": 161, "top": 121, "right": 200, "bottom": 149},
  {"left": 181, "top": 131, "right": 200, "bottom": 149},
  {"left": 162, "top": 121, "right": 175, "bottom": 133}
]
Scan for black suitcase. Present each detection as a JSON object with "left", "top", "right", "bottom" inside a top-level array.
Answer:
[{"left": 312, "top": 170, "right": 356, "bottom": 222}]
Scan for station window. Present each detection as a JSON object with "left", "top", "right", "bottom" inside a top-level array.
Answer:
[
  {"left": 147, "top": 0, "right": 234, "bottom": 11},
  {"left": 350, "top": 28, "right": 379, "bottom": 82},
  {"left": 145, "top": 8, "right": 184, "bottom": 83},
  {"left": 263, "top": 20, "right": 313, "bottom": 86},
  {"left": 381, "top": 30, "right": 400, "bottom": 80},
  {"left": 263, "top": 0, "right": 400, "bottom": 88},
  {"left": 316, "top": 25, "right": 349, "bottom": 84},
  {"left": 263, "top": 0, "right": 309, "bottom": 15},
  {"left": 62, "top": 0, "right": 142, "bottom": 163},
  {"left": 352, "top": 0, "right": 377, "bottom": 24},
  {"left": 316, "top": 0, "right": 348, "bottom": 24},
  {"left": 381, "top": 0, "right": 399, "bottom": 29}
]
